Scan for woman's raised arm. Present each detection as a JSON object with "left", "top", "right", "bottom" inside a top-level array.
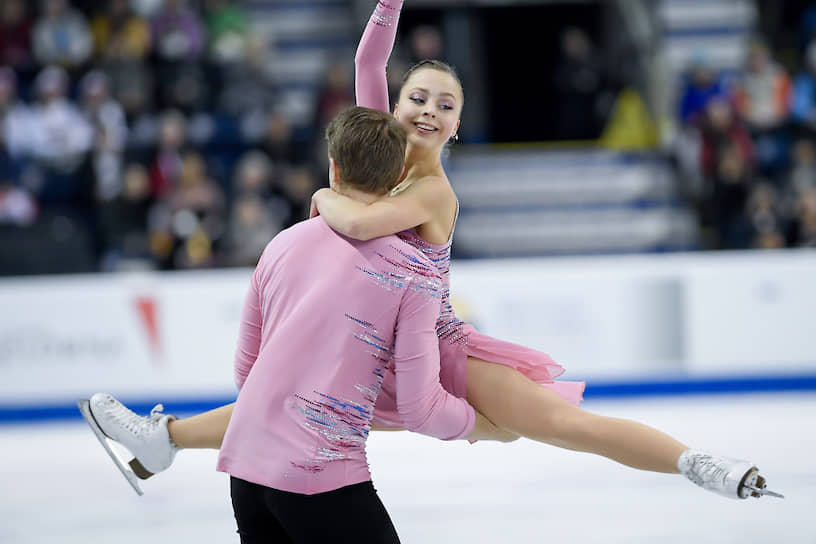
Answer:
[{"left": 355, "top": 0, "right": 404, "bottom": 112}]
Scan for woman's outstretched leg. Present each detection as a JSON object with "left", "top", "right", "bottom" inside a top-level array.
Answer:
[
  {"left": 466, "top": 357, "right": 686, "bottom": 473},
  {"left": 167, "top": 403, "right": 234, "bottom": 449},
  {"left": 465, "top": 357, "right": 779, "bottom": 498},
  {"left": 85, "top": 393, "right": 234, "bottom": 481}
]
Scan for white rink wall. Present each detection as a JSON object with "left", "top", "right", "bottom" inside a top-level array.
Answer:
[{"left": 0, "top": 250, "right": 814, "bottom": 408}]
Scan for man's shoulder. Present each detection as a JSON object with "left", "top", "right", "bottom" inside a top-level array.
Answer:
[
  {"left": 272, "top": 217, "right": 326, "bottom": 242},
  {"left": 257, "top": 217, "right": 326, "bottom": 260}
]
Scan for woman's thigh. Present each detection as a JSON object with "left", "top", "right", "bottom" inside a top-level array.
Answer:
[{"left": 465, "top": 357, "right": 589, "bottom": 443}]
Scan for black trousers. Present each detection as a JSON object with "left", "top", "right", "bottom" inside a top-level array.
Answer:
[{"left": 230, "top": 477, "right": 401, "bottom": 544}]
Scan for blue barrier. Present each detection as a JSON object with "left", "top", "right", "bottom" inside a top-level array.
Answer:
[{"left": 2, "top": 374, "right": 816, "bottom": 424}]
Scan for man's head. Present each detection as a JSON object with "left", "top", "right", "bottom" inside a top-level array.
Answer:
[{"left": 325, "top": 106, "right": 407, "bottom": 195}]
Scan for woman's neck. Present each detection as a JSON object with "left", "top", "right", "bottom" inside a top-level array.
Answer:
[{"left": 403, "top": 144, "right": 445, "bottom": 180}]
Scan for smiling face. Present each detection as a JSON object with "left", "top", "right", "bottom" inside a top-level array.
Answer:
[{"left": 394, "top": 67, "right": 462, "bottom": 154}]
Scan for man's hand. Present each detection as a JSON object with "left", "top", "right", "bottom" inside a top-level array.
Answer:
[{"left": 465, "top": 411, "right": 520, "bottom": 443}]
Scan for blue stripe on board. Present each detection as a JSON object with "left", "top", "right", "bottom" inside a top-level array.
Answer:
[
  {"left": 584, "top": 374, "right": 816, "bottom": 399},
  {"left": 2, "top": 374, "right": 816, "bottom": 424},
  {"left": 0, "top": 396, "right": 237, "bottom": 425},
  {"left": 665, "top": 26, "right": 753, "bottom": 39}
]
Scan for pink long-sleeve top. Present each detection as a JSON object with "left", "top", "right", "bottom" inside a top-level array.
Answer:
[
  {"left": 216, "top": 217, "right": 475, "bottom": 495},
  {"left": 355, "top": 0, "right": 403, "bottom": 113}
]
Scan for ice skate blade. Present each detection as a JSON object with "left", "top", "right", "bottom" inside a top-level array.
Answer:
[
  {"left": 78, "top": 399, "right": 144, "bottom": 496},
  {"left": 745, "top": 485, "right": 784, "bottom": 499}
]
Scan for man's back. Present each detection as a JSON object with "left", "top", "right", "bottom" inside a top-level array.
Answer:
[{"left": 217, "top": 217, "right": 474, "bottom": 495}]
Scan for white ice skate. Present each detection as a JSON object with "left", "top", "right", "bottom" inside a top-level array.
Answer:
[
  {"left": 78, "top": 393, "right": 180, "bottom": 496},
  {"left": 678, "top": 450, "right": 783, "bottom": 499}
]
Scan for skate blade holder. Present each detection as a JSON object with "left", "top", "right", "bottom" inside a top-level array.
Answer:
[
  {"left": 742, "top": 468, "right": 784, "bottom": 499},
  {"left": 78, "top": 399, "right": 153, "bottom": 496}
]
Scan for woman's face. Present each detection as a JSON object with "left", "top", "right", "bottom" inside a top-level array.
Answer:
[{"left": 394, "top": 69, "right": 462, "bottom": 153}]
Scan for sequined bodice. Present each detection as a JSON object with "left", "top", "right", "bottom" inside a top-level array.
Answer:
[{"left": 397, "top": 222, "right": 468, "bottom": 347}]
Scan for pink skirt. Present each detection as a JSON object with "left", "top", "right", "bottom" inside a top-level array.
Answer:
[
  {"left": 371, "top": 324, "right": 585, "bottom": 428},
  {"left": 439, "top": 324, "right": 585, "bottom": 406}
]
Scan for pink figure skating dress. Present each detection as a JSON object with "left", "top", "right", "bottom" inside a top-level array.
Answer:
[{"left": 359, "top": 1, "right": 585, "bottom": 422}]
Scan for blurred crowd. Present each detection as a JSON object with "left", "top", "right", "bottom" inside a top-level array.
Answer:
[
  {"left": 2, "top": 1, "right": 814, "bottom": 276},
  {"left": 0, "top": 0, "right": 355, "bottom": 274},
  {"left": 675, "top": 23, "right": 816, "bottom": 250}
]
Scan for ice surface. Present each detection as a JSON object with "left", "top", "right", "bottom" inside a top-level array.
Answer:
[{"left": 1, "top": 393, "right": 813, "bottom": 543}]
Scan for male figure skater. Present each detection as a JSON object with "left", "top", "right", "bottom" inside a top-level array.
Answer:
[{"left": 83, "top": 106, "right": 511, "bottom": 543}]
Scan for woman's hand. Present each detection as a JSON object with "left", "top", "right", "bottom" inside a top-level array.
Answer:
[
  {"left": 466, "top": 410, "right": 521, "bottom": 443},
  {"left": 309, "top": 187, "right": 332, "bottom": 218}
]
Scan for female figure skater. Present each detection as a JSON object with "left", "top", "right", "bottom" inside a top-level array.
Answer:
[{"left": 85, "top": 0, "right": 778, "bottom": 501}]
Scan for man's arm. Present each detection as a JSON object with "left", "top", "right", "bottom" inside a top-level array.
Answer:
[
  {"left": 233, "top": 261, "right": 265, "bottom": 389},
  {"left": 391, "top": 272, "right": 518, "bottom": 442},
  {"left": 371, "top": 413, "right": 518, "bottom": 442}
]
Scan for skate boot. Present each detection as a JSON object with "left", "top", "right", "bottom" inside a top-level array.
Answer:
[
  {"left": 78, "top": 393, "right": 180, "bottom": 496},
  {"left": 677, "top": 449, "right": 783, "bottom": 499}
]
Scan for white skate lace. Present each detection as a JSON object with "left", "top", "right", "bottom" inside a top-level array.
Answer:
[
  {"left": 105, "top": 399, "right": 166, "bottom": 438},
  {"left": 686, "top": 454, "right": 728, "bottom": 488}
]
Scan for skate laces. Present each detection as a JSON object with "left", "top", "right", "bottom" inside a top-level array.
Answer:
[
  {"left": 106, "top": 398, "right": 166, "bottom": 437},
  {"left": 687, "top": 454, "right": 727, "bottom": 487}
]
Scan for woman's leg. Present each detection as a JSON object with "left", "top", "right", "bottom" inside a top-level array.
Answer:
[
  {"left": 465, "top": 357, "right": 686, "bottom": 473},
  {"left": 167, "top": 403, "right": 234, "bottom": 449}
]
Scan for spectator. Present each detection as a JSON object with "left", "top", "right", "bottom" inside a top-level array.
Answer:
[
  {"left": 131, "top": 0, "right": 164, "bottom": 19},
  {"left": 732, "top": 39, "right": 792, "bottom": 174},
  {"left": 232, "top": 150, "right": 274, "bottom": 197},
  {"left": 231, "top": 149, "right": 291, "bottom": 224},
  {"left": 733, "top": 39, "right": 792, "bottom": 131},
  {"left": 219, "top": 34, "right": 278, "bottom": 118},
  {"left": 151, "top": 0, "right": 207, "bottom": 111},
  {"left": 90, "top": 0, "right": 151, "bottom": 62},
  {"left": 80, "top": 70, "right": 128, "bottom": 153},
  {"left": 791, "top": 39, "right": 816, "bottom": 138},
  {"left": 249, "top": 109, "right": 301, "bottom": 164},
  {"left": 205, "top": 0, "right": 249, "bottom": 65},
  {"left": 408, "top": 24, "right": 443, "bottom": 63},
  {"left": 150, "top": 0, "right": 205, "bottom": 62},
  {"left": 312, "top": 60, "right": 355, "bottom": 144},
  {"left": 98, "top": 162, "right": 153, "bottom": 270},
  {"left": 553, "top": 26, "right": 606, "bottom": 140},
  {"left": 678, "top": 54, "right": 729, "bottom": 127},
  {"left": 168, "top": 150, "right": 226, "bottom": 269},
  {"left": 159, "top": 57, "right": 209, "bottom": 112},
  {"left": 223, "top": 194, "right": 282, "bottom": 266},
  {"left": 0, "top": 143, "right": 37, "bottom": 227},
  {"left": 280, "top": 166, "right": 318, "bottom": 227},
  {"left": 746, "top": 182, "right": 787, "bottom": 249},
  {"left": 788, "top": 138, "right": 816, "bottom": 195},
  {"left": 149, "top": 109, "right": 186, "bottom": 198},
  {"left": 117, "top": 69, "right": 157, "bottom": 151},
  {"left": 29, "top": 66, "right": 93, "bottom": 173},
  {"left": 789, "top": 186, "right": 816, "bottom": 247},
  {"left": 699, "top": 98, "right": 755, "bottom": 178},
  {"left": 79, "top": 70, "right": 128, "bottom": 202},
  {"left": 170, "top": 150, "right": 224, "bottom": 217},
  {"left": 708, "top": 143, "right": 753, "bottom": 249},
  {"left": 0, "top": 68, "right": 36, "bottom": 160},
  {"left": 0, "top": 0, "right": 34, "bottom": 75},
  {"left": 32, "top": 0, "right": 93, "bottom": 70}
]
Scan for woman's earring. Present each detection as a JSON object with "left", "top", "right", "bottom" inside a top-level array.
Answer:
[{"left": 448, "top": 133, "right": 459, "bottom": 144}]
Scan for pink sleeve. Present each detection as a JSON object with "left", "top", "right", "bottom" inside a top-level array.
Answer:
[
  {"left": 392, "top": 275, "right": 476, "bottom": 440},
  {"left": 354, "top": 0, "right": 403, "bottom": 112},
  {"left": 233, "top": 266, "right": 264, "bottom": 389}
]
